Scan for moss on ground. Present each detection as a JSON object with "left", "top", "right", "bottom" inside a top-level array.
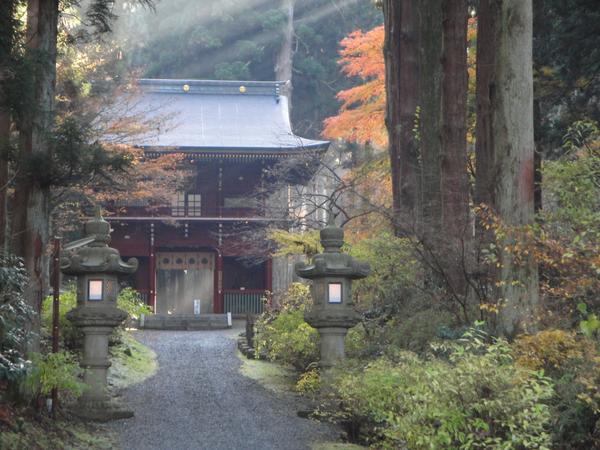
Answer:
[
  {"left": 237, "top": 350, "right": 295, "bottom": 393},
  {"left": 0, "top": 415, "right": 115, "bottom": 450},
  {"left": 311, "top": 444, "right": 367, "bottom": 450},
  {"left": 108, "top": 331, "right": 158, "bottom": 390}
]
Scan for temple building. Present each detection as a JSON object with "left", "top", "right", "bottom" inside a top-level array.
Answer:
[{"left": 106, "top": 79, "right": 328, "bottom": 316}]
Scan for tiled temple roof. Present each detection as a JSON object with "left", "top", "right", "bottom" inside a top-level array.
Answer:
[{"left": 133, "top": 79, "right": 329, "bottom": 155}]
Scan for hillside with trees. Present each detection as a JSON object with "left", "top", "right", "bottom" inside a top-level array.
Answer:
[{"left": 111, "top": 0, "right": 382, "bottom": 137}]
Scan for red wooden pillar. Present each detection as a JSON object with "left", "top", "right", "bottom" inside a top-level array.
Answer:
[
  {"left": 215, "top": 249, "right": 223, "bottom": 313},
  {"left": 149, "top": 248, "right": 156, "bottom": 311},
  {"left": 149, "top": 222, "right": 156, "bottom": 311}
]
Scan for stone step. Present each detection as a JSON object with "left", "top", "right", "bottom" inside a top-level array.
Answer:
[{"left": 139, "top": 313, "right": 231, "bottom": 331}]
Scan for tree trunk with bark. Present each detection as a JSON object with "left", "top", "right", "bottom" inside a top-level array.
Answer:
[
  {"left": 532, "top": 0, "right": 547, "bottom": 213},
  {"left": 0, "top": 0, "right": 18, "bottom": 252},
  {"left": 440, "top": 0, "right": 469, "bottom": 297},
  {"left": 12, "top": 0, "right": 59, "bottom": 350},
  {"left": 275, "top": 0, "right": 294, "bottom": 106},
  {"left": 475, "top": 0, "right": 539, "bottom": 336},
  {"left": 382, "top": 0, "right": 420, "bottom": 235},
  {"left": 418, "top": 0, "right": 444, "bottom": 246}
]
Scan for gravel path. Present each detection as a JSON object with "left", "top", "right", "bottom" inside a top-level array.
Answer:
[{"left": 108, "top": 328, "right": 338, "bottom": 450}]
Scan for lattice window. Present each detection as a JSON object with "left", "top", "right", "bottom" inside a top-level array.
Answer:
[
  {"left": 187, "top": 193, "right": 202, "bottom": 216},
  {"left": 171, "top": 192, "right": 185, "bottom": 216}
]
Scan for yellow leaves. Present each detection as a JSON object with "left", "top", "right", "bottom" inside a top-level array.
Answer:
[
  {"left": 479, "top": 303, "right": 500, "bottom": 314},
  {"left": 267, "top": 229, "right": 322, "bottom": 258},
  {"left": 513, "top": 329, "right": 585, "bottom": 371},
  {"left": 539, "top": 66, "right": 555, "bottom": 78},
  {"left": 514, "top": 332, "right": 600, "bottom": 416}
]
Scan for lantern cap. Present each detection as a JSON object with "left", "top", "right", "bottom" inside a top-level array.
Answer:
[
  {"left": 295, "top": 222, "right": 370, "bottom": 280},
  {"left": 84, "top": 207, "right": 111, "bottom": 247},
  {"left": 61, "top": 208, "right": 138, "bottom": 275},
  {"left": 320, "top": 217, "right": 344, "bottom": 253}
]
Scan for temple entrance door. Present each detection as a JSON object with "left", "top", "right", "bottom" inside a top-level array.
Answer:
[{"left": 156, "top": 252, "right": 215, "bottom": 315}]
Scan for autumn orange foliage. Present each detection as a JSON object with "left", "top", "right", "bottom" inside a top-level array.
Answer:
[
  {"left": 325, "top": 19, "right": 478, "bottom": 148},
  {"left": 323, "top": 21, "right": 478, "bottom": 240},
  {"left": 323, "top": 26, "right": 387, "bottom": 148}
]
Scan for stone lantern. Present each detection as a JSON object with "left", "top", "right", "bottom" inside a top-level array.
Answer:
[
  {"left": 62, "top": 210, "right": 138, "bottom": 421},
  {"left": 295, "top": 220, "right": 370, "bottom": 368}
]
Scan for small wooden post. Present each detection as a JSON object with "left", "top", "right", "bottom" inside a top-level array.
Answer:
[
  {"left": 217, "top": 251, "right": 224, "bottom": 313},
  {"left": 149, "top": 247, "right": 156, "bottom": 311}
]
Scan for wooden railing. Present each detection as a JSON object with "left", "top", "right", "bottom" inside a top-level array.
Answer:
[
  {"left": 108, "top": 204, "right": 265, "bottom": 219},
  {"left": 223, "top": 289, "right": 267, "bottom": 315}
]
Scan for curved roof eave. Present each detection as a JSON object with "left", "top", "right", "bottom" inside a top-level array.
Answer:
[
  {"left": 128, "top": 79, "right": 329, "bottom": 153},
  {"left": 140, "top": 141, "right": 330, "bottom": 154}
]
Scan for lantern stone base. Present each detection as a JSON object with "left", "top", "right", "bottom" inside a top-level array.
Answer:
[
  {"left": 67, "top": 307, "right": 132, "bottom": 421},
  {"left": 317, "top": 327, "right": 349, "bottom": 368},
  {"left": 71, "top": 398, "right": 133, "bottom": 422},
  {"left": 305, "top": 312, "right": 359, "bottom": 368}
]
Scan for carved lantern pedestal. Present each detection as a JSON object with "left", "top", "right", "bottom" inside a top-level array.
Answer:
[
  {"left": 62, "top": 212, "right": 138, "bottom": 421},
  {"left": 295, "top": 222, "right": 370, "bottom": 368}
]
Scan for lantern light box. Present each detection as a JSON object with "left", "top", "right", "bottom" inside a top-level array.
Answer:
[
  {"left": 328, "top": 282, "right": 342, "bottom": 304},
  {"left": 88, "top": 280, "right": 104, "bottom": 301}
]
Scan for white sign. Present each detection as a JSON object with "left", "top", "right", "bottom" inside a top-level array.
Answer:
[
  {"left": 328, "top": 283, "right": 342, "bottom": 304},
  {"left": 194, "top": 299, "right": 202, "bottom": 315},
  {"left": 88, "top": 280, "right": 103, "bottom": 301}
]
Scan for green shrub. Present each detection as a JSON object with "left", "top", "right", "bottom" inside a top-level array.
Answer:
[
  {"left": 549, "top": 356, "right": 600, "bottom": 449},
  {"left": 538, "top": 120, "right": 600, "bottom": 311},
  {"left": 514, "top": 330, "right": 600, "bottom": 449},
  {"left": 324, "top": 329, "right": 554, "bottom": 449},
  {"left": 255, "top": 309, "right": 319, "bottom": 370},
  {"left": 390, "top": 309, "right": 457, "bottom": 353},
  {"left": 349, "top": 232, "right": 420, "bottom": 315},
  {"left": 295, "top": 368, "right": 321, "bottom": 395},
  {"left": 345, "top": 324, "right": 368, "bottom": 358},
  {"left": 41, "top": 286, "right": 80, "bottom": 349},
  {"left": 344, "top": 309, "right": 459, "bottom": 359},
  {"left": 22, "top": 351, "right": 85, "bottom": 398},
  {"left": 348, "top": 234, "right": 460, "bottom": 356},
  {"left": 0, "top": 255, "right": 32, "bottom": 384},
  {"left": 277, "top": 282, "right": 313, "bottom": 312},
  {"left": 255, "top": 283, "right": 318, "bottom": 369},
  {"left": 117, "top": 287, "right": 152, "bottom": 320}
]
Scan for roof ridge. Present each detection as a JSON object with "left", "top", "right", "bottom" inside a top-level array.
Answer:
[{"left": 138, "top": 79, "right": 289, "bottom": 96}]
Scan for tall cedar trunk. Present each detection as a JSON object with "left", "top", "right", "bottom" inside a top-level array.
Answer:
[
  {"left": 532, "top": 0, "right": 545, "bottom": 213},
  {"left": 12, "top": 0, "right": 59, "bottom": 350},
  {"left": 418, "top": 0, "right": 444, "bottom": 247},
  {"left": 441, "top": 0, "right": 469, "bottom": 297},
  {"left": 275, "top": 0, "right": 294, "bottom": 106},
  {"left": 382, "top": 0, "right": 420, "bottom": 235},
  {"left": 533, "top": 98, "right": 543, "bottom": 212},
  {"left": 0, "top": 0, "right": 17, "bottom": 252},
  {"left": 474, "top": 1, "right": 496, "bottom": 209},
  {"left": 475, "top": 0, "right": 539, "bottom": 336}
]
